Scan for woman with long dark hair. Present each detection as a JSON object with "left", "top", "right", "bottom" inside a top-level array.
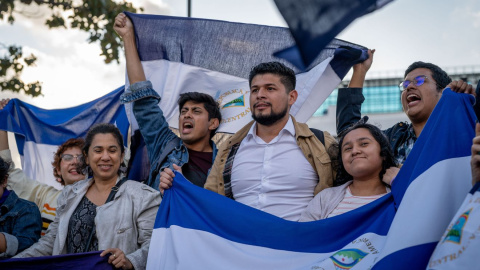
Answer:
[
  {"left": 16, "top": 123, "right": 161, "bottom": 270},
  {"left": 300, "top": 120, "right": 397, "bottom": 221}
]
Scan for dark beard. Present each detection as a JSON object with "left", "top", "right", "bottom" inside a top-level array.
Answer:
[{"left": 252, "top": 105, "right": 288, "bottom": 126}]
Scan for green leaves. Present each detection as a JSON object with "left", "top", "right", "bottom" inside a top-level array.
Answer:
[
  {"left": 1, "top": 0, "right": 141, "bottom": 97},
  {"left": 0, "top": 43, "right": 42, "bottom": 97}
]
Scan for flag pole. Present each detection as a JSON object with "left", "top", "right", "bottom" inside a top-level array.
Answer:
[{"left": 187, "top": 0, "right": 191, "bottom": 17}]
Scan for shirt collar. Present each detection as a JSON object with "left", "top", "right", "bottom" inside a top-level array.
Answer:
[{"left": 246, "top": 116, "right": 295, "bottom": 142}]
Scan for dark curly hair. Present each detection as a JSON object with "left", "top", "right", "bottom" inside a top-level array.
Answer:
[
  {"left": 0, "top": 156, "right": 10, "bottom": 186},
  {"left": 248, "top": 61, "right": 296, "bottom": 93},
  {"left": 80, "top": 123, "right": 126, "bottom": 176},
  {"left": 332, "top": 121, "right": 397, "bottom": 187},
  {"left": 52, "top": 138, "right": 85, "bottom": 185},
  {"left": 404, "top": 61, "right": 452, "bottom": 92}
]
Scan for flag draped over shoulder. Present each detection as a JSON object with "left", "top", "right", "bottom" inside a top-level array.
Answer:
[
  {"left": 0, "top": 251, "right": 111, "bottom": 270},
  {"left": 273, "top": 0, "right": 394, "bottom": 70},
  {"left": 147, "top": 90, "right": 475, "bottom": 270},
  {"left": 0, "top": 87, "right": 129, "bottom": 189},
  {"left": 124, "top": 12, "right": 367, "bottom": 134}
]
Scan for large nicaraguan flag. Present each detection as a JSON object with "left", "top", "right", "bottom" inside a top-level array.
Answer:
[
  {"left": 147, "top": 90, "right": 475, "bottom": 270},
  {"left": 0, "top": 87, "right": 129, "bottom": 190},
  {"left": 124, "top": 12, "right": 367, "bottom": 135},
  {"left": 273, "top": 0, "right": 394, "bottom": 70}
]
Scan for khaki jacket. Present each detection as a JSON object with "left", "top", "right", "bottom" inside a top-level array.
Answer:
[{"left": 204, "top": 116, "right": 336, "bottom": 197}]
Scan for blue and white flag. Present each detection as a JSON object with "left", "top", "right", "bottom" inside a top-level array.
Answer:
[
  {"left": 0, "top": 87, "right": 129, "bottom": 189},
  {"left": 124, "top": 12, "right": 367, "bottom": 135},
  {"left": 273, "top": 0, "right": 394, "bottom": 70},
  {"left": 372, "top": 89, "right": 475, "bottom": 269},
  {"left": 427, "top": 182, "right": 480, "bottom": 269},
  {"left": 147, "top": 90, "right": 475, "bottom": 269}
]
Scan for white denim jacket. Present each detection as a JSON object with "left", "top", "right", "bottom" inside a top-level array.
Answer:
[{"left": 15, "top": 177, "right": 161, "bottom": 270}]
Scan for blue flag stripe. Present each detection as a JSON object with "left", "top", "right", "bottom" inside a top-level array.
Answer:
[
  {"left": 0, "top": 251, "right": 111, "bottom": 269},
  {"left": 391, "top": 90, "right": 475, "bottom": 207},
  {"left": 0, "top": 86, "right": 129, "bottom": 147},
  {"left": 273, "top": 0, "right": 393, "bottom": 69},
  {"left": 126, "top": 12, "right": 366, "bottom": 79},
  {"left": 157, "top": 173, "right": 396, "bottom": 253}
]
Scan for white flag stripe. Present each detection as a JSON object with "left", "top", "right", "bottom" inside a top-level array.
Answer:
[
  {"left": 22, "top": 142, "right": 63, "bottom": 190},
  {"left": 147, "top": 225, "right": 391, "bottom": 270},
  {"left": 379, "top": 156, "right": 472, "bottom": 261},
  {"left": 125, "top": 57, "right": 340, "bottom": 135}
]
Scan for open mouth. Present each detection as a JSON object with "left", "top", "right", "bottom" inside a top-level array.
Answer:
[
  {"left": 68, "top": 169, "right": 79, "bottom": 175},
  {"left": 406, "top": 94, "right": 421, "bottom": 106},
  {"left": 182, "top": 122, "right": 194, "bottom": 133}
]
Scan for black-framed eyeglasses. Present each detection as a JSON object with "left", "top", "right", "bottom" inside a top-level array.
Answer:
[
  {"left": 399, "top": 75, "right": 428, "bottom": 91},
  {"left": 61, "top": 154, "right": 83, "bottom": 163}
]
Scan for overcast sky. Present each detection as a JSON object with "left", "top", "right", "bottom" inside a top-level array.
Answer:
[{"left": 1, "top": 0, "right": 479, "bottom": 109}]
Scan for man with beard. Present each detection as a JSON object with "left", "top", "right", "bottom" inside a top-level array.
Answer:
[
  {"left": 202, "top": 62, "right": 336, "bottom": 221},
  {"left": 115, "top": 13, "right": 221, "bottom": 189}
]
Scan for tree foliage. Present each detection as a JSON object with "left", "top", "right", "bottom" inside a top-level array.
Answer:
[{"left": 0, "top": 0, "right": 141, "bottom": 97}]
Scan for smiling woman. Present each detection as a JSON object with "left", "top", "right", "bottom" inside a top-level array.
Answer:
[
  {"left": 300, "top": 119, "right": 397, "bottom": 221},
  {"left": 14, "top": 123, "right": 162, "bottom": 270}
]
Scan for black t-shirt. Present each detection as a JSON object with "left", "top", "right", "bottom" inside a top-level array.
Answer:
[{"left": 182, "top": 148, "right": 213, "bottom": 187}]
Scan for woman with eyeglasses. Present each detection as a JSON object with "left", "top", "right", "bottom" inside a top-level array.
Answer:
[
  {"left": 0, "top": 156, "right": 42, "bottom": 257},
  {"left": 0, "top": 99, "right": 86, "bottom": 235},
  {"left": 300, "top": 120, "right": 397, "bottom": 221},
  {"left": 15, "top": 123, "right": 161, "bottom": 270}
]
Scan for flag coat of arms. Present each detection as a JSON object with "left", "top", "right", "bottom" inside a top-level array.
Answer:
[
  {"left": 427, "top": 182, "right": 480, "bottom": 269},
  {"left": 147, "top": 90, "right": 475, "bottom": 269}
]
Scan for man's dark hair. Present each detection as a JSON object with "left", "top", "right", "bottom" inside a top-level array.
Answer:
[
  {"left": 0, "top": 156, "right": 10, "bottom": 186},
  {"left": 404, "top": 61, "right": 452, "bottom": 92},
  {"left": 332, "top": 121, "right": 397, "bottom": 187},
  {"left": 178, "top": 92, "right": 222, "bottom": 139},
  {"left": 248, "top": 62, "right": 296, "bottom": 92}
]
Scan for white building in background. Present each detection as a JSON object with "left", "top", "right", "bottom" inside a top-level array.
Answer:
[{"left": 307, "top": 66, "right": 480, "bottom": 137}]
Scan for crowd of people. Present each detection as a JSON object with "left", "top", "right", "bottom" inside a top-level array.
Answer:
[{"left": 0, "top": 12, "right": 478, "bottom": 269}]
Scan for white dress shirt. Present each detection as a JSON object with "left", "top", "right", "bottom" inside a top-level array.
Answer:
[{"left": 231, "top": 116, "right": 318, "bottom": 221}]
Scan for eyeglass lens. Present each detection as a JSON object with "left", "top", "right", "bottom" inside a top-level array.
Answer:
[
  {"left": 402, "top": 76, "right": 426, "bottom": 89},
  {"left": 62, "top": 154, "right": 82, "bottom": 162}
]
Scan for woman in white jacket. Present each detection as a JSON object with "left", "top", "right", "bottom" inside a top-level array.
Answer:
[{"left": 15, "top": 123, "right": 161, "bottom": 270}]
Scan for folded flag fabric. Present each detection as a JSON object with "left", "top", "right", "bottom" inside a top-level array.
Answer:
[
  {"left": 147, "top": 90, "right": 475, "bottom": 269},
  {"left": 372, "top": 90, "right": 475, "bottom": 269},
  {"left": 0, "top": 251, "right": 112, "bottom": 270},
  {"left": 124, "top": 12, "right": 367, "bottom": 135},
  {"left": 0, "top": 87, "right": 129, "bottom": 189},
  {"left": 427, "top": 182, "right": 480, "bottom": 269},
  {"left": 273, "top": 0, "right": 394, "bottom": 70}
]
